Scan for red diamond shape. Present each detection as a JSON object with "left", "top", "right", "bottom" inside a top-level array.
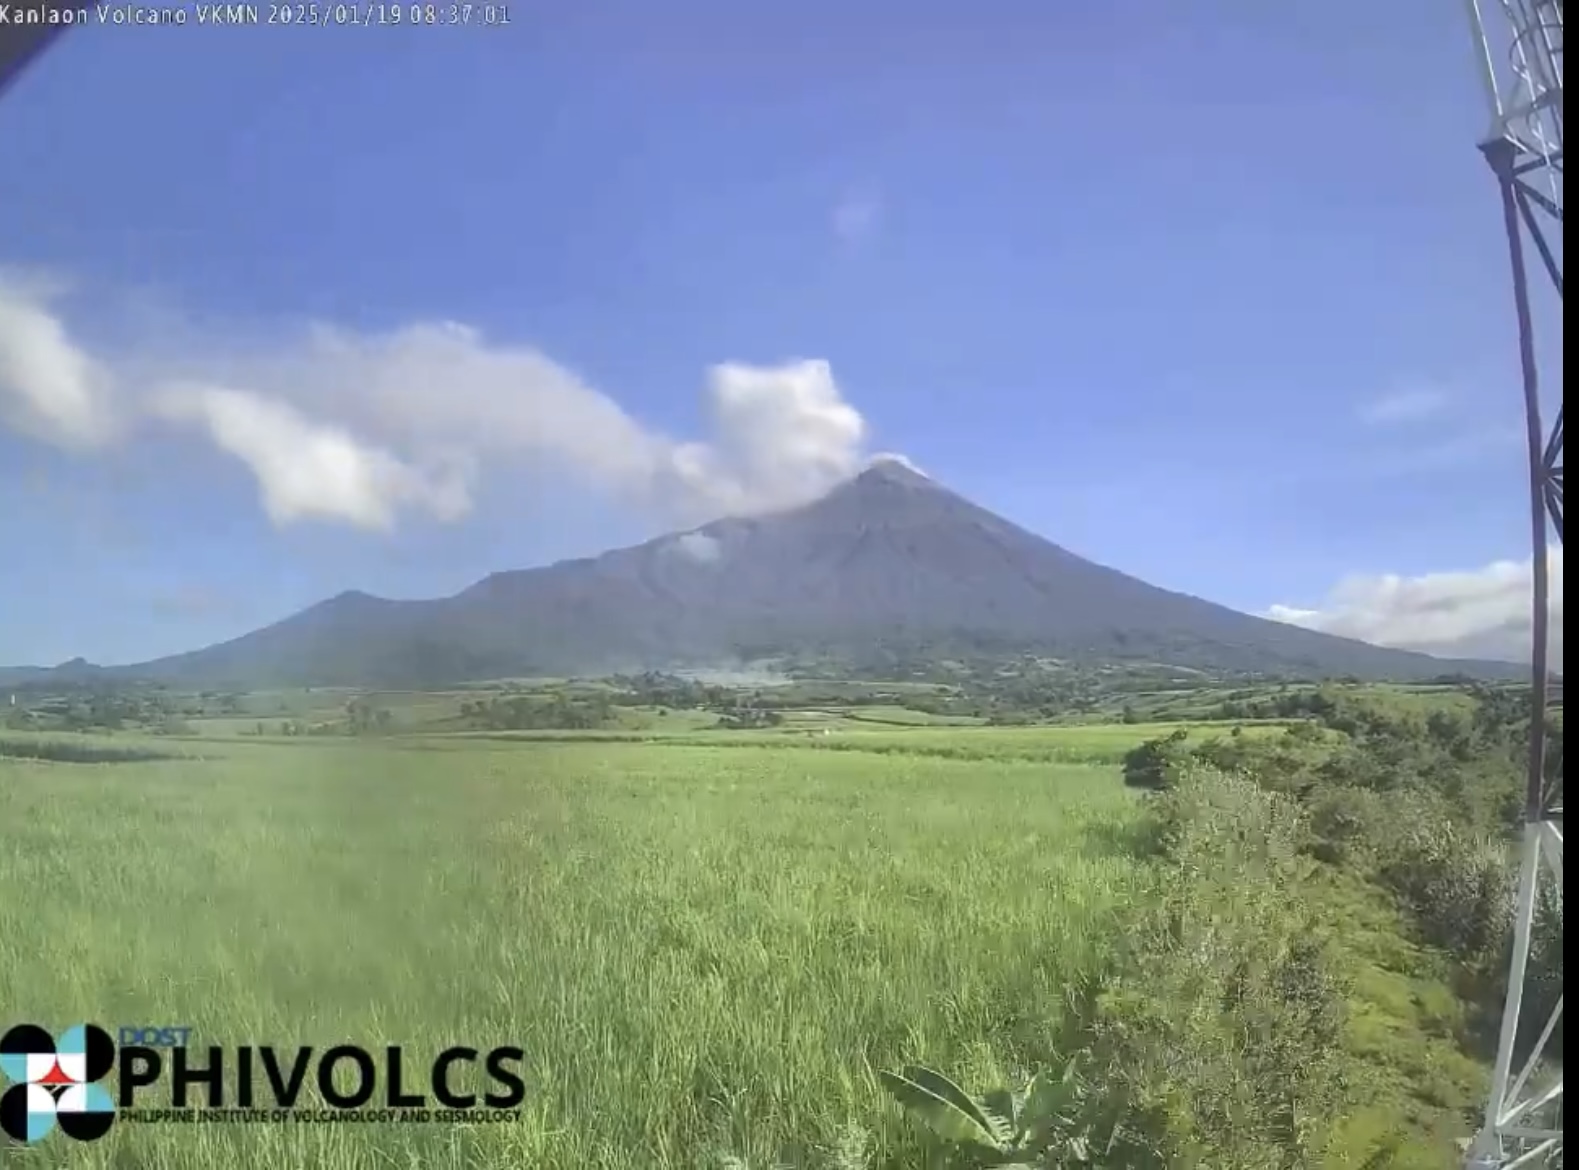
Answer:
[{"left": 37, "top": 1059, "right": 74, "bottom": 1086}]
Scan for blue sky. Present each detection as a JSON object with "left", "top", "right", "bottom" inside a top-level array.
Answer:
[{"left": 0, "top": 0, "right": 1561, "bottom": 666}]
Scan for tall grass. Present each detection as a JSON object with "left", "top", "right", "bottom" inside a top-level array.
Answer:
[{"left": 0, "top": 741, "right": 1137, "bottom": 1169}]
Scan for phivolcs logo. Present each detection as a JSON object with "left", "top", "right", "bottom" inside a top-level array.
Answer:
[
  {"left": 0, "top": 1024, "right": 117, "bottom": 1144},
  {"left": 4, "top": 1023, "right": 527, "bottom": 1141}
]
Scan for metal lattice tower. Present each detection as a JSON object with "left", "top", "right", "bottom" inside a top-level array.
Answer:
[{"left": 1463, "top": 2, "right": 1564, "bottom": 1167}]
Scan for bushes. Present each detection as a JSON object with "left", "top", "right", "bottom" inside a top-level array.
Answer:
[
  {"left": 1373, "top": 818, "right": 1514, "bottom": 968},
  {"left": 1302, "top": 782, "right": 1515, "bottom": 969},
  {"left": 1521, "top": 881, "right": 1564, "bottom": 1062},
  {"left": 0, "top": 737, "right": 184, "bottom": 764},
  {"left": 1145, "top": 762, "right": 1305, "bottom": 871},
  {"left": 1304, "top": 784, "right": 1394, "bottom": 867},
  {"left": 886, "top": 691, "right": 1550, "bottom": 1167},
  {"left": 1124, "top": 690, "right": 1535, "bottom": 969},
  {"left": 1099, "top": 690, "right": 1556, "bottom": 1162},
  {"left": 1120, "top": 727, "right": 1190, "bottom": 789},
  {"left": 1124, "top": 688, "right": 1564, "bottom": 1089},
  {"left": 878, "top": 766, "right": 1357, "bottom": 1168},
  {"left": 1080, "top": 768, "right": 1352, "bottom": 1169}
]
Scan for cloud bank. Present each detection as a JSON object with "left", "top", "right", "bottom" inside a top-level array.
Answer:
[
  {"left": 1265, "top": 550, "right": 1564, "bottom": 668},
  {"left": 0, "top": 280, "right": 119, "bottom": 450},
  {"left": 0, "top": 270, "right": 872, "bottom": 532}
]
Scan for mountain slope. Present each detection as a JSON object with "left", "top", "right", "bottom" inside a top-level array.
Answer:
[{"left": 79, "top": 461, "right": 1524, "bottom": 686}]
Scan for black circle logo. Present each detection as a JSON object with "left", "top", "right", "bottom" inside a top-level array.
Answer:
[{"left": 0, "top": 1024, "right": 117, "bottom": 1144}]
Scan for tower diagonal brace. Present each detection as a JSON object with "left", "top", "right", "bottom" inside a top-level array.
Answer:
[{"left": 1462, "top": 78, "right": 1564, "bottom": 1170}]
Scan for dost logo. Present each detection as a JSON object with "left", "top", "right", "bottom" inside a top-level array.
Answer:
[{"left": 0, "top": 1024, "right": 117, "bottom": 1144}]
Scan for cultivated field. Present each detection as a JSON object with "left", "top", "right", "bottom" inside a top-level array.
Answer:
[
  {"left": 0, "top": 736, "right": 1140, "bottom": 1169},
  {"left": 2, "top": 680, "right": 1524, "bottom": 1169},
  {"left": 437, "top": 719, "right": 1296, "bottom": 765}
]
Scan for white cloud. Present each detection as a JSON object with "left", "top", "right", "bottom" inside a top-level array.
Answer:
[
  {"left": 153, "top": 383, "right": 472, "bottom": 531},
  {"left": 831, "top": 188, "right": 883, "bottom": 242},
  {"left": 1265, "top": 550, "right": 1564, "bottom": 668},
  {"left": 0, "top": 280, "right": 119, "bottom": 449},
  {"left": 668, "top": 532, "right": 723, "bottom": 563},
  {"left": 0, "top": 271, "right": 877, "bottom": 532},
  {"left": 1358, "top": 386, "right": 1450, "bottom": 426},
  {"left": 661, "top": 359, "right": 867, "bottom": 519}
]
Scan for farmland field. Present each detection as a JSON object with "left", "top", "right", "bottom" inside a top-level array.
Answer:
[
  {"left": 0, "top": 736, "right": 1139, "bottom": 1169},
  {"left": 0, "top": 684, "right": 1521, "bottom": 1170},
  {"left": 438, "top": 719, "right": 1297, "bottom": 765}
]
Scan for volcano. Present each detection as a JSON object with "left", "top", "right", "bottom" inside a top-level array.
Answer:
[{"left": 50, "top": 460, "right": 1517, "bottom": 686}]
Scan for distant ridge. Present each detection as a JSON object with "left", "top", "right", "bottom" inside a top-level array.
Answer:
[{"left": 1, "top": 464, "right": 1527, "bottom": 687}]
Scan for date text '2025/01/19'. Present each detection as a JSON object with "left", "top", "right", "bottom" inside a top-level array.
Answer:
[{"left": 0, "top": 2, "right": 511, "bottom": 27}]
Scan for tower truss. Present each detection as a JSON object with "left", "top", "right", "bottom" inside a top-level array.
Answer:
[{"left": 1463, "top": 2, "right": 1564, "bottom": 1168}]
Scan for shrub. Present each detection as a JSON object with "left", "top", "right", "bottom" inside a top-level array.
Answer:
[
  {"left": 1304, "top": 784, "right": 1395, "bottom": 866},
  {"left": 1121, "top": 728, "right": 1191, "bottom": 790},
  {"left": 1083, "top": 768, "right": 1350, "bottom": 1169},
  {"left": 0, "top": 737, "right": 184, "bottom": 764},
  {"left": 1373, "top": 817, "right": 1514, "bottom": 971}
]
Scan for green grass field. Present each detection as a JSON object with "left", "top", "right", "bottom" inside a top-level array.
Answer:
[
  {"left": 440, "top": 719, "right": 1292, "bottom": 767},
  {"left": 0, "top": 737, "right": 1140, "bottom": 1169},
  {"left": 0, "top": 689, "right": 1508, "bottom": 1169}
]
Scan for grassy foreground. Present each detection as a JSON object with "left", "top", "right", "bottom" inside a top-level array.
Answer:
[{"left": 0, "top": 739, "right": 1138, "bottom": 1169}]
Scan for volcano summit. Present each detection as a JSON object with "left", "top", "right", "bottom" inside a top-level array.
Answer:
[{"left": 30, "top": 461, "right": 1518, "bottom": 686}]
